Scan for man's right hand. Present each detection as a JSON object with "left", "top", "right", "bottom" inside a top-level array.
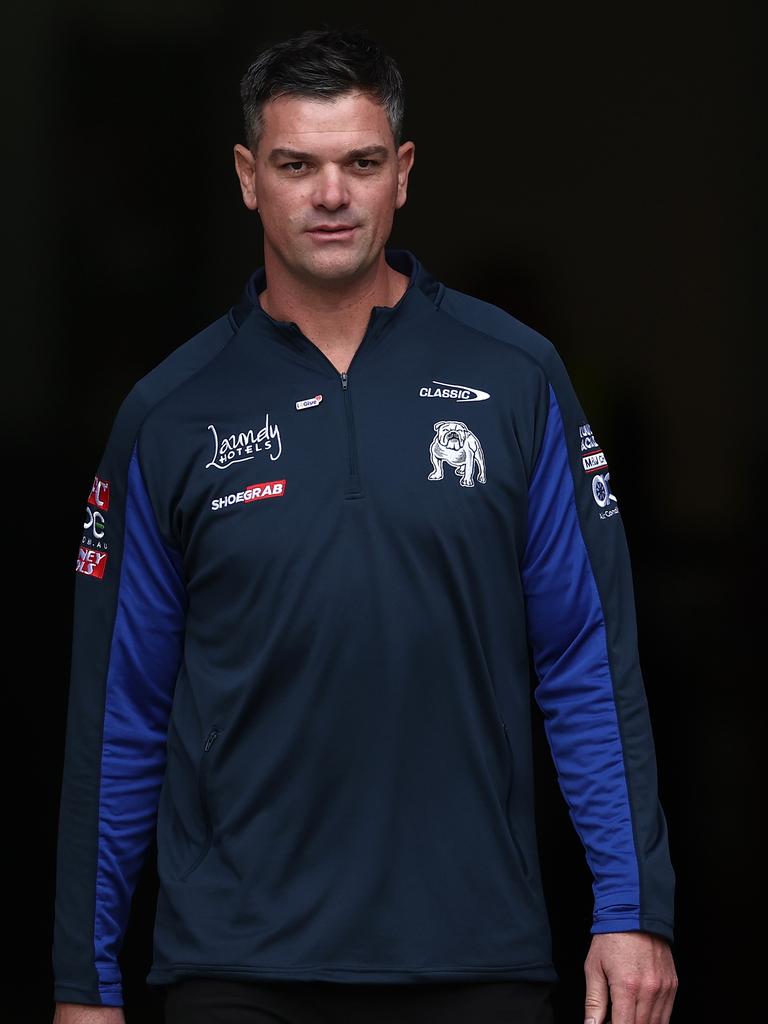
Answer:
[{"left": 53, "top": 1004, "right": 125, "bottom": 1023}]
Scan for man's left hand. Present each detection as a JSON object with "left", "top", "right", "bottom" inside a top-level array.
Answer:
[{"left": 583, "top": 930, "right": 678, "bottom": 1024}]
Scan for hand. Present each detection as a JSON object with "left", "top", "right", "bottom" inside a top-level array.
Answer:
[
  {"left": 583, "top": 930, "right": 678, "bottom": 1024},
  {"left": 53, "top": 1004, "right": 125, "bottom": 1023}
]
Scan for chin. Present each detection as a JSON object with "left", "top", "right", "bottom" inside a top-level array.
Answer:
[{"left": 304, "top": 250, "right": 367, "bottom": 280}]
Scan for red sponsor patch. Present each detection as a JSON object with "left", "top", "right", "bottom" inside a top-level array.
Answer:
[
  {"left": 89, "top": 475, "right": 111, "bottom": 511},
  {"left": 76, "top": 546, "right": 108, "bottom": 579},
  {"left": 244, "top": 479, "right": 286, "bottom": 502}
]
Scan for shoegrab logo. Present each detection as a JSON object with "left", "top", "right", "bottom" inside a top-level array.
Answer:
[
  {"left": 212, "top": 479, "right": 286, "bottom": 511},
  {"left": 419, "top": 380, "right": 490, "bottom": 402}
]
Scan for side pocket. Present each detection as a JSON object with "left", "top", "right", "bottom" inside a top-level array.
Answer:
[
  {"left": 179, "top": 727, "right": 220, "bottom": 882},
  {"left": 501, "top": 720, "right": 531, "bottom": 879}
]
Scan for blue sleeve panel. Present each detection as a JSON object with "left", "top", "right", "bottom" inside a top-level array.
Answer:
[
  {"left": 521, "top": 379, "right": 675, "bottom": 942},
  {"left": 52, "top": 427, "right": 187, "bottom": 1005}
]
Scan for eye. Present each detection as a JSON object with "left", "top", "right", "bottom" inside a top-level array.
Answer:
[{"left": 279, "top": 158, "right": 380, "bottom": 174}]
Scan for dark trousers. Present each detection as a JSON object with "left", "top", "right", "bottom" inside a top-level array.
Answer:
[{"left": 163, "top": 976, "right": 556, "bottom": 1023}]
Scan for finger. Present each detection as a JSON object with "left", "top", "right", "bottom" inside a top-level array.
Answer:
[
  {"left": 584, "top": 968, "right": 610, "bottom": 1024},
  {"left": 638, "top": 968, "right": 679, "bottom": 1024},
  {"left": 607, "top": 988, "right": 638, "bottom": 1024},
  {"left": 656, "top": 978, "right": 679, "bottom": 1024},
  {"left": 634, "top": 983, "right": 664, "bottom": 1024}
]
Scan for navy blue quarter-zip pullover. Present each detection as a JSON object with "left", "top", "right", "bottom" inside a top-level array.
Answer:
[{"left": 52, "top": 247, "right": 675, "bottom": 1007}]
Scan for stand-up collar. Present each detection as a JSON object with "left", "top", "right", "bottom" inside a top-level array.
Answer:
[{"left": 229, "top": 248, "right": 442, "bottom": 367}]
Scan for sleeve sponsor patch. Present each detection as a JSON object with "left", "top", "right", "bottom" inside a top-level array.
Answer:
[
  {"left": 88, "top": 474, "right": 111, "bottom": 510},
  {"left": 77, "top": 474, "right": 110, "bottom": 578},
  {"left": 578, "top": 422, "right": 619, "bottom": 518},
  {"left": 76, "top": 546, "right": 108, "bottom": 578}
]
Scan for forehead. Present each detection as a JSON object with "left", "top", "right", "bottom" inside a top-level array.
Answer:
[{"left": 260, "top": 91, "right": 391, "bottom": 151}]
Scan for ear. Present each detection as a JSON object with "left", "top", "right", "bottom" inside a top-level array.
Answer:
[
  {"left": 233, "top": 143, "right": 259, "bottom": 211},
  {"left": 433, "top": 420, "right": 446, "bottom": 431},
  {"left": 394, "top": 140, "right": 416, "bottom": 211}
]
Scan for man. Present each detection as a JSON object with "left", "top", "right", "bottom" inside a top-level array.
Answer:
[{"left": 52, "top": 26, "right": 678, "bottom": 1024}]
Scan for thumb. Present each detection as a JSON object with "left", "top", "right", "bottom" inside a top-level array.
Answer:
[{"left": 584, "top": 963, "right": 610, "bottom": 1024}]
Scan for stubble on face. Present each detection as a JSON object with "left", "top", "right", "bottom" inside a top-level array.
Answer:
[{"left": 251, "top": 91, "right": 405, "bottom": 289}]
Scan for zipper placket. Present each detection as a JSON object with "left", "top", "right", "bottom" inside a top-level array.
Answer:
[
  {"left": 339, "top": 370, "right": 363, "bottom": 497},
  {"left": 288, "top": 315, "right": 374, "bottom": 499}
]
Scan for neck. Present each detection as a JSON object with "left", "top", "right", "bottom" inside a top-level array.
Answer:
[{"left": 258, "top": 249, "right": 410, "bottom": 354}]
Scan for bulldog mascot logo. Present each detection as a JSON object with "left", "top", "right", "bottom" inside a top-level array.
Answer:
[{"left": 427, "top": 420, "right": 487, "bottom": 487}]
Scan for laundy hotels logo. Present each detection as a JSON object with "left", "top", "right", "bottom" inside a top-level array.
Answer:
[{"left": 205, "top": 412, "right": 282, "bottom": 471}]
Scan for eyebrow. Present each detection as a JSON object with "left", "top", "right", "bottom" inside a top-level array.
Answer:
[{"left": 267, "top": 144, "right": 390, "bottom": 164}]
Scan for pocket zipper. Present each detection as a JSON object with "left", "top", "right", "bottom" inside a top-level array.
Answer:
[
  {"left": 179, "top": 728, "right": 219, "bottom": 881},
  {"left": 501, "top": 721, "right": 531, "bottom": 878}
]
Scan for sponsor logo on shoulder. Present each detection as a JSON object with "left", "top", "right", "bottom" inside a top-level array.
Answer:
[
  {"left": 579, "top": 422, "right": 619, "bottom": 518},
  {"left": 76, "top": 546, "right": 108, "bottom": 578},
  {"left": 579, "top": 422, "right": 602, "bottom": 464},
  {"left": 88, "top": 475, "right": 110, "bottom": 510},
  {"left": 206, "top": 412, "right": 282, "bottom": 470},
  {"left": 582, "top": 450, "right": 608, "bottom": 472},
  {"left": 419, "top": 380, "right": 490, "bottom": 402},
  {"left": 212, "top": 479, "right": 286, "bottom": 511},
  {"left": 77, "top": 473, "right": 110, "bottom": 579}
]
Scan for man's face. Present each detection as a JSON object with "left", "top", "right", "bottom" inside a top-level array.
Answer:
[{"left": 234, "top": 91, "right": 415, "bottom": 287}]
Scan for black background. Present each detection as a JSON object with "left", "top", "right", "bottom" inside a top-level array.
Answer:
[{"left": 7, "top": 2, "right": 761, "bottom": 1021}]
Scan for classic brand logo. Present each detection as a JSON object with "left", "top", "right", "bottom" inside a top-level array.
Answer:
[
  {"left": 419, "top": 380, "right": 491, "bottom": 402},
  {"left": 206, "top": 413, "right": 282, "bottom": 470}
]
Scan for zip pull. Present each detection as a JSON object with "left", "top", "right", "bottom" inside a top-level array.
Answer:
[
  {"left": 203, "top": 729, "right": 218, "bottom": 751},
  {"left": 340, "top": 371, "right": 348, "bottom": 390}
]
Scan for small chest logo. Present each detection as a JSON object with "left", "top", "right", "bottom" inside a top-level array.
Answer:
[
  {"left": 296, "top": 394, "right": 323, "bottom": 410},
  {"left": 206, "top": 412, "right": 282, "bottom": 470},
  {"left": 427, "top": 420, "right": 487, "bottom": 487}
]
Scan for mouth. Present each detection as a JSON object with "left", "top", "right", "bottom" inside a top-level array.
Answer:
[
  {"left": 306, "top": 225, "right": 357, "bottom": 241},
  {"left": 444, "top": 431, "right": 462, "bottom": 450}
]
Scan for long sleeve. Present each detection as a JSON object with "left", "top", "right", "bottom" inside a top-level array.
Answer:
[
  {"left": 520, "top": 351, "right": 675, "bottom": 943},
  {"left": 52, "top": 391, "right": 187, "bottom": 1006}
]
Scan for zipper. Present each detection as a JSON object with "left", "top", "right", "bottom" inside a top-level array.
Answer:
[
  {"left": 501, "top": 721, "right": 531, "bottom": 879},
  {"left": 179, "top": 727, "right": 219, "bottom": 881},
  {"left": 288, "top": 317, "right": 372, "bottom": 499},
  {"left": 340, "top": 370, "right": 363, "bottom": 496}
]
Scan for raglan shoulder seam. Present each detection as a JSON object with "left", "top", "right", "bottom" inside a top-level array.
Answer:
[
  {"left": 434, "top": 286, "right": 563, "bottom": 386},
  {"left": 132, "top": 314, "right": 240, "bottom": 436}
]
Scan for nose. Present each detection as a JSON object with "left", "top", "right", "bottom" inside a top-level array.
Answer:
[{"left": 312, "top": 166, "right": 350, "bottom": 211}]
